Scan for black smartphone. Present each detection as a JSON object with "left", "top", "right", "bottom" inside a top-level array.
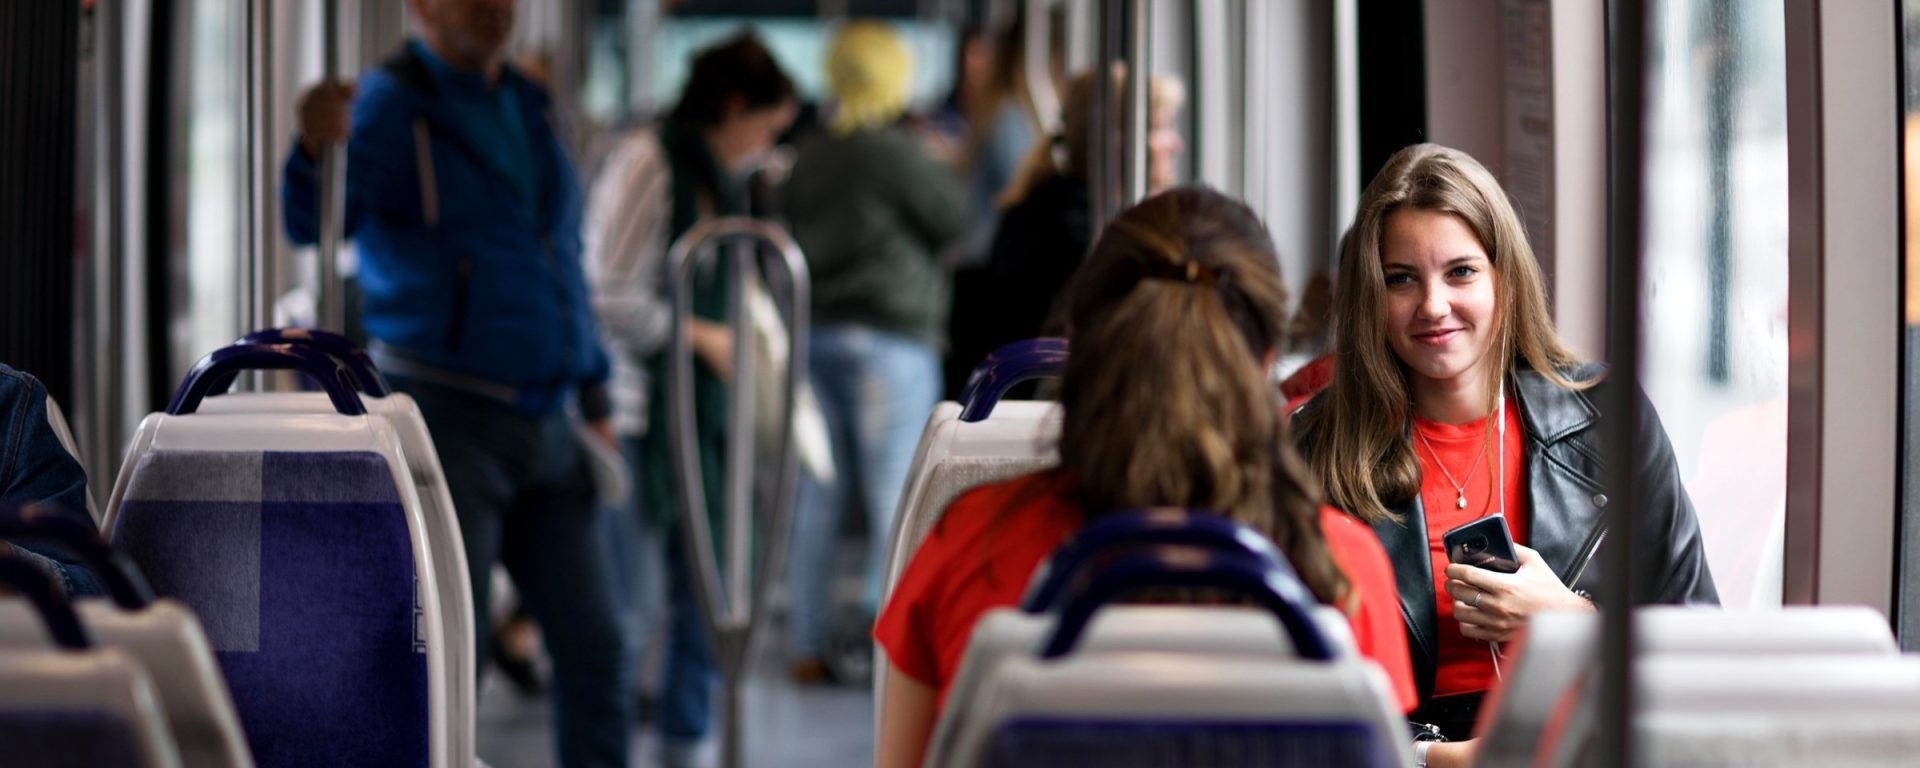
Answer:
[{"left": 1442, "top": 516, "right": 1520, "bottom": 574}]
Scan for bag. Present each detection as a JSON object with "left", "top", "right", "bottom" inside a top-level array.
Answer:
[{"left": 743, "top": 271, "right": 836, "bottom": 483}]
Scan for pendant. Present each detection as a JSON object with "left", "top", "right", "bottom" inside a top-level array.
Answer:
[{"left": 1456, "top": 493, "right": 1468, "bottom": 510}]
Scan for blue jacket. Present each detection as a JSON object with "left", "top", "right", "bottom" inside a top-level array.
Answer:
[
  {"left": 283, "top": 41, "right": 609, "bottom": 416},
  {"left": 0, "top": 365, "right": 103, "bottom": 596}
]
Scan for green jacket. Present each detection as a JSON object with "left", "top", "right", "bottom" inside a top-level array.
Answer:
[
  {"left": 641, "top": 119, "right": 737, "bottom": 532},
  {"left": 780, "top": 126, "right": 969, "bottom": 347}
]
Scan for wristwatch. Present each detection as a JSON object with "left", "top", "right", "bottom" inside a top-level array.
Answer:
[{"left": 1414, "top": 740, "right": 1433, "bottom": 767}]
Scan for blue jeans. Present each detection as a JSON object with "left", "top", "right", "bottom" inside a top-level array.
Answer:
[
  {"left": 400, "top": 378, "right": 630, "bottom": 768},
  {"left": 787, "top": 325, "right": 941, "bottom": 658},
  {"left": 602, "top": 437, "right": 717, "bottom": 747}
]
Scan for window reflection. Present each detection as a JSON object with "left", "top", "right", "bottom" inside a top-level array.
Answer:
[
  {"left": 176, "top": 0, "right": 240, "bottom": 383},
  {"left": 1642, "top": 0, "right": 1788, "bottom": 608}
]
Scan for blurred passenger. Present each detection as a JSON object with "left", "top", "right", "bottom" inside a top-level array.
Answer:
[
  {"left": 944, "top": 67, "right": 1184, "bottom": 396},
  {"left": 0, "top": 363, "right": 102, "bottom": 597},
  {"left": 874, "top": 187, "right": 1417, "bottom": 768},
  {"left": 279, "top": 1, "right": 628, "bottom": 765},
  {"left": 953, "top": 12, "right": 1042, "bottom": 267},
  {"left": 909, "top": 25, "right": 985, "bottom": 167},
  {"left": 582, "top": 32, "right": 798, "bottom": 768},
  {"left": 1293, "top": 144, "right": 1718, "bottom": 763},
  {"left": 779, "top": 21, "right": 969, "bottom": 684}
]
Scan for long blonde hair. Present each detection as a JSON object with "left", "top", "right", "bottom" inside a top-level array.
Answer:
[
  {"left": 1056, "top": 186, "right": 1347, "bottom": 605},
  {"left": 1297, "top": 143, "right": 1593, "bottom": 524}
]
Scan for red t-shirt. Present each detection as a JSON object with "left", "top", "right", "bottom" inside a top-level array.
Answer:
[
  {"left": 1413, "top": 399, "right": 1528, "bottom": 697},
  {"left": 873, "top": 469, "right": 1418, "bottom": 714}
]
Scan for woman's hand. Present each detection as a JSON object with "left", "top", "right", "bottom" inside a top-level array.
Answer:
[
  {"left": 687, "top": 319, "right": 734, "bottom": 382},
  {"left": 1444, "top": 545, "right": 1593, "bottom": 642}
]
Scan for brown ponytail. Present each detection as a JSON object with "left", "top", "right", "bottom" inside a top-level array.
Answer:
[{"left": 1054, "top": 186, "right": 1347, "bottom": 607}]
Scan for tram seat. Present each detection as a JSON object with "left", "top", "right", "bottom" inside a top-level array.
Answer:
[
  {"left": 925, "top": 604, "right": 1362, "bottom": 766},
  {"left": 193, "top": 389, "right": 474, "bottom": 768},
  {"left": 1633, "top": 604, "right": 1896, "bottom": 655},
  {"left": 882, "top": 400, "right": 1061, "bottom": 603},
  {"left": 102, "top": 361, "right": 450, "bottom": 768},
  {"left": 887, "top": 339, "right": 1068, "bottom": 604},
  {"left": 0, "top": 648, "right": 182, "bottom": 768},
  {"left": 874, "top": 401, "right": 1058, "bottom": 721},
  {"left": 0, "top": 599, "right": 252, "bottom": 768},
  {"left": 1476, "top": 607, "right": 1909, "bottom": 768},
  {"left": 1633, "top": 655, "right": 1920, "bottom": 766},
  {"left": 927, "top": 544, "right": 1410, "bottom": 768}
]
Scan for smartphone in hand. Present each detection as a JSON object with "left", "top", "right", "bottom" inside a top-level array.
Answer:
[{"left": 1443, "top": 516, "right": 1520, "bottom": 574}]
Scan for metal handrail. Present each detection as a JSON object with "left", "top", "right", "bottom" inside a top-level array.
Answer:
[
  {"left": 317, "top": 0, "right": 347, "bottom": 334},
  {"left": 1122, "top": 0, "right": 1152, "bottom": 206},
  {"left": 665, "top": 218, "right": 809, "bottom": 768}
]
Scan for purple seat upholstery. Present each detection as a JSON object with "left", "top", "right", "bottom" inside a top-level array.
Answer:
[
  {"left": 111, "top": 450, "right": 427, "bottom": 768},
  {"left": 987, "top": 719, "right": 1385, "bottom": 768},
  {"left": 0, "top": 708, "right": 144, "bottom": 767}
]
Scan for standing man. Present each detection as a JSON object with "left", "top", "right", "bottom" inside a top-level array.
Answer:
[{"left": 281, "top": 1, "right": 628, "bottom": 766}]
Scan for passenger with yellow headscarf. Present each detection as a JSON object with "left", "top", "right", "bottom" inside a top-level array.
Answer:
[{"left": 779, "top": 20, "right": 969, "bottom": 683}]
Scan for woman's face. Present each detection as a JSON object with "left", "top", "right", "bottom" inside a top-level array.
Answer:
[
  {"left": 709, "top": 99, "right": 798, "bottom": 171},
  {"left": 1146, "top": 108, "right": 1184, "bottom": 193},
  {"left": 1380, "top": 208, "right": 1500, "bottom": 397}
]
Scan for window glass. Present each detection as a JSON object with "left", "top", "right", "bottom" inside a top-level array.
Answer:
[
  {"left": 652, "top": 18, "right": 957, "bottom": 110},
  {"left": 1641, "top": 0, "right": 1789, "bottom": 608},
  {"left": 174, "top": 0, "right": 242, "bottom": 382}
]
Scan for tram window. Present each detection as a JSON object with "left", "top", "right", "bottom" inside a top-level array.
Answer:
[
  {"left": 173, "top": 0, "right": 243, "bottom": 383},
  {"left": 650, "top": 18, "right": 957, "bottom": 113},
  {"left": 1640, "top": 0, "right": 1788, "bottom": 609}
]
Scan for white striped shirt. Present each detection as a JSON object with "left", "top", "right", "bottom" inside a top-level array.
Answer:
[{"left": 583, "top": 128, "right": 675, "bottom": 437}]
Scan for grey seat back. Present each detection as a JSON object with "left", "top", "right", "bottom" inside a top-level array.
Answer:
[
  {"left": 927, "top": 604, "right": 1362, "bottom": 766},
  {"left": 192, "top": 391, "right": 473, "bottom": 768},
  {"left": 0, "top": 648, "right": 182, "bottom": 768},
  {"left": 1477, "top": 607, "right": 1910, "bottom": 768},
  {"left": 931, "top": 649, "right": 1410, "bottom": 768},
  {"left": 0, "top": 599, "right": 252, "bottom": 768}
]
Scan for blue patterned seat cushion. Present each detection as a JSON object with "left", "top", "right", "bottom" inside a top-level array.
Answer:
[
  {"left": 0, "top": 707, "right": 145, "bottom": 767},
  {"left": 986, "top": 719, "right": 1388, "bottom": 768},
  {"left": 111, "top": 450, "right": 427, "bottom": 768}
]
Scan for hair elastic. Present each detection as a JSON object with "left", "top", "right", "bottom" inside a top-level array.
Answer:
[{"left": 1141, "top": 259, "right": 1228, "bottom": 287}]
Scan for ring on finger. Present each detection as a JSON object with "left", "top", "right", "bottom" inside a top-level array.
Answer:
[{"left": 1470, "top": 590, "right": 1483, "bottom": 610}]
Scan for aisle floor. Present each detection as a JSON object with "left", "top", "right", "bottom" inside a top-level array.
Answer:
[{"left": 475, "top": 659, "right": 874, "bottom": 768}]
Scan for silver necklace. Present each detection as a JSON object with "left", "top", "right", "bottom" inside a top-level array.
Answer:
[{"left": 1415, "top": 425, "right": 1488, "bottom": 510}]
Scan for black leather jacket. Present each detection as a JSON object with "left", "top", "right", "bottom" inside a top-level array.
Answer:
[{"left": 1303, "top": 362, "right": 1719, "bottom": 707}]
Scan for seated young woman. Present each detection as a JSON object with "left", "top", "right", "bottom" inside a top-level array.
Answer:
[
  {"left": 1294, "top": 144, "right": 1717, "bottom": 767},
  {"left": 873, "top": 187, "right": 1417, "bottom": 768}
]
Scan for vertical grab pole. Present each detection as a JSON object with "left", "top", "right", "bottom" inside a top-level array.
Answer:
[
  {"left": 719, "top": 237, "right": 755, "bottom": 768},
  {"left": 317, "top": 0, "right": 347, "bottom": 334},
  {"left": 88, "top": 0, "right": 127, "bottom": 505},
  {"left": 1121, "top": 0, "right": 1151, "bottom": 206},
  {"left": 243, "top": 0, "right": 277, "bottom": 388},
  {"left": 1088, "top": 0, "right": 1121, "bottom": 228},
  {"left": 666, "top": 219, "right": 807, "bottom": 768},
  {"left": 1600, "top": 0, "right": 1648, "bottom": 766}
]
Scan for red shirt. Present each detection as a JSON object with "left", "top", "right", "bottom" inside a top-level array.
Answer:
[
  {"left": 873, "top": 469, "right": 1418, "bottom": 714},
  {"left": 1413, "top": 399, "right": 1528, "bottom": 697}
]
